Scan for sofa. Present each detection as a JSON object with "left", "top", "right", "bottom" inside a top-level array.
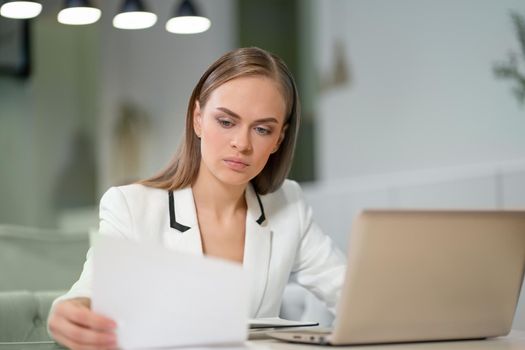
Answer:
[
  {"left": 0, "top": 291, "right": 63, "bottom": 342},
  {"left": 0, "top": 225, "right": 89, "bottom": 342}
]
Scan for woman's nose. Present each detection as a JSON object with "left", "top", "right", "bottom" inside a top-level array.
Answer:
[{"left": 230, "top": 129, "right": 252, "bottom": 153}]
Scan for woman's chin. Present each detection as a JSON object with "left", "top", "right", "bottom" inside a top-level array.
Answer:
[{"left": 215, "top": 171, "right": 254, "bottom": 187}]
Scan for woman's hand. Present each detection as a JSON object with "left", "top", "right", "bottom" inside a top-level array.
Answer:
[{"left": 48, "top": 297, "right": 117, "bottom": 350}]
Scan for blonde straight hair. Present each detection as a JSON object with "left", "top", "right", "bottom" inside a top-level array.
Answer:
[{"left": 140, "top": 47, "right": 300, "bottom": 195}]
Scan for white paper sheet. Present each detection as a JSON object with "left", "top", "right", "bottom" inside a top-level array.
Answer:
[{"left": 92, "top": 236, "right": 249, "bottom": 349}]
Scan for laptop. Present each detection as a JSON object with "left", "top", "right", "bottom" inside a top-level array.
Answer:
[{"left": 268, "top": 210, "right": 525, "bottom": 345}]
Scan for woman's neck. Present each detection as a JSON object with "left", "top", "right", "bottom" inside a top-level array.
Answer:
[{"left": 192, "top": 169, "right": 247, "bottom": 221}]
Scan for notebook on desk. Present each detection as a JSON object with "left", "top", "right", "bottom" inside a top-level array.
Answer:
[{"left": 268, "top": 210, "right": 525, "bottom": 345}]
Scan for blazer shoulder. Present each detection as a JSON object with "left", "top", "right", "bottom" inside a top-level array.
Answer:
[
  {"left": 259, "top": 179, "right": 305, "bottom": 211},
  {"left": 281, "top": 179, "right": 302, "bottom": 193},
  {"left": 269, "top": 179, "right": 303, "bottom": 200},
  {"left": 101, "top": 183, "right": 167, "bottom": 205}
]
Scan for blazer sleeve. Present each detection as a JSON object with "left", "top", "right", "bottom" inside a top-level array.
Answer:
[
  {"left": 50, "top": 187, "right": 134, "bottom": 305},
  {"left": 287, "top": 181, "right": 346, "bottom": 315}
]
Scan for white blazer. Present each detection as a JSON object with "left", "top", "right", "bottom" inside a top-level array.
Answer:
[{"left": 55, "top": 179, "right": 345, "bottom": 318}]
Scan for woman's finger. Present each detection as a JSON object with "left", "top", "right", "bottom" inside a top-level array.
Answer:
[
  {"left": 60, "top": 316, "right": 117, "bottom": 345},
  {"left": 52, "top": 318, "right": 117, "bottom": 350},
  {"left": 57, "top": 301, "right": 116, "bottom": 331}
]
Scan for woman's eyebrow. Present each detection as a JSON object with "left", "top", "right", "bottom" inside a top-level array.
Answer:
[{"left": 216, "top": 107, "right": 279, "bottom": 123}]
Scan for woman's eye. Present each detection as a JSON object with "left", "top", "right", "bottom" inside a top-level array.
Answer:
[
  {"left": 218, "top": 119, "right": 234, "bottom": 128},
  {"left": 255, "top": 126, "right": 271, "bottom": 135}
]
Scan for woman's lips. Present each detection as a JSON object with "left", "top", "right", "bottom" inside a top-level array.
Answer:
[{"left": 224, "top": 158, "right": 249, "bottom": 171}]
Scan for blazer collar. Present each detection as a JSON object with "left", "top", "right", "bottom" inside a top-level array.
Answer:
[
  {"left": 167, "top": 184, "right": 272, "bottom": 317},
  {"left": 164, "top": 187, "right": 203, "bottom": 255},
  {"left": 168, "top": 183, "right": 266, "bottom": 233},
  {"left": 243, "top": 184, "right": 272, "bottom": 317}
]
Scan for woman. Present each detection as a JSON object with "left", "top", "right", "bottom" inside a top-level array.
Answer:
[{"left": 48, "top": 47, "right": 345, "bottom": 350}]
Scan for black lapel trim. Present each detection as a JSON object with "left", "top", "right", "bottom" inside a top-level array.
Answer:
[
  {"left": 168, "top": 191, "right": 191, "bottom": 233},
  {"left": 255, "top": 191, "right": 266, "bottom": 225}
]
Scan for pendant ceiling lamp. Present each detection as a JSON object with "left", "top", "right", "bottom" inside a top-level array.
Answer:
[
  {"left": 57, "top": 0, "right": 101, "bottom": 25},
  {"left": 0, "top": 1, "right": 42, "bottom": 19},
  {"left": 166, "top": 0, "right": 211, "bottom": 34},
  {"left": 113, "top": 0, "right": 157, "bottom": 30}
]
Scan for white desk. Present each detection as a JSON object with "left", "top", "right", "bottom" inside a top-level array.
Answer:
[
  {"left": 247, "top": 330, "right": 525, "bottom": 350},
  {"left": 2, "top": 331, "right": 524, "bottom": 349}
]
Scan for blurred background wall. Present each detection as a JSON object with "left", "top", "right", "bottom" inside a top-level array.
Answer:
[
  {"left": 1, "top": 0, "right": 524, "bottom": 229},
  {"left": 1, "top": 0, "right": 236, "bottom": 228},
  {"left": 316, "top": 0, "right": 525, "bottom": 180}
]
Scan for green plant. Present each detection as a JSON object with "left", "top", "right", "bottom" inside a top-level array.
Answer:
[{"left": 493, "top": 12, "right": 525, "bottom": 105}]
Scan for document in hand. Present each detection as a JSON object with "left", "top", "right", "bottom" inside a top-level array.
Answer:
[{"left": 92, "top": 236, "right": 249, "bottom": 349}]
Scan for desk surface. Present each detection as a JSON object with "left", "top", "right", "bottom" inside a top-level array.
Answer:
[
  {"left": 1, "top": 331, "right": 524, "bottom": 350},
  {"left": 250, "top": 330, "right": 525, "bottom": 350}
]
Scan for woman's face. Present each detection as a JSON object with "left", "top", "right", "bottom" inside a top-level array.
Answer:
[{"left": 193, "top": 76, "right": 287, "bottom": 188}]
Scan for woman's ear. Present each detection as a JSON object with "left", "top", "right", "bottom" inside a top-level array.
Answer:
[
  {"left": 193, "top": 101, "right": 202, "bottom": 138},
  {"left": 272, "top": 123, "right": 289, "bottom": 153}
]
